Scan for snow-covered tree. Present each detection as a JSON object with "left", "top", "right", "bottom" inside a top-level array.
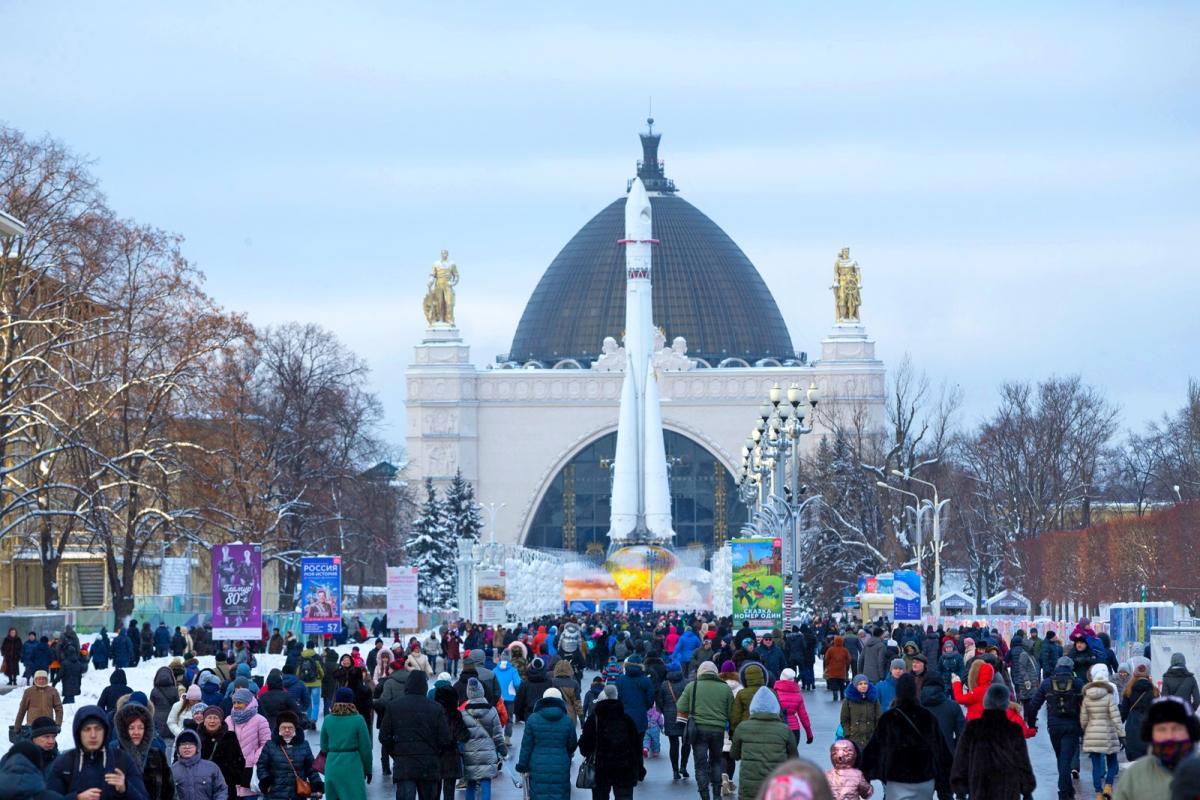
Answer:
[
  {"left": 407, "top": 478, "right": 455, "bottom": 610},
  {"left": 444, "top": 469, "right": 483, "bottom": 543}
]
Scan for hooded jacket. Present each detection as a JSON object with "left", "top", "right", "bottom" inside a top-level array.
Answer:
[
  {"left": 731, "top": 688, "right": 798, "bottom": 800},
  {"left": 1161, "top": 654, "right": 1200, "bottom": 708},
  {"left": 839, "top": 682, "right": 881, "bottom": 751},
  {"left": 516, "top": 696, "right": 577, "bottom": 800},
  {"left": 1120, "top": 677, "right": 1158, "bottom": 760},
  {"left": 920, "top": 681, "right": 965, "bottom": 753},
  {"left": 730, "top": 662, "right": 769, "bottom": 732},
  {"left": 823, "top": 636, "right": 851, "bottom": 680},
  {"left": 493, "top": 657, "right": 521, "bottom": 702},
  {"left": 514, "top": 661, "right": 552, "bottom": 722},
  {"left": 170, "top": 731, "right": 228, "bottom": 800},
  {"left": 614, "top": 662, "right": 655, "bottom": 734},
  {"left": 380, "top": 672, "right": 451, "bottom": 779},
  {"left": 256, "top": 671, "right": 301, "bottom": 733},
  {"left": 460, "top": 681, "right": 506, "bottom": 781},
  {"left": 115, "top": 700, "right": 173, "bottom": 800},
  {"left": 46, "top": 705, "right": 150, "bottom": 800},
  {"left": 861, "top": 677, "right": 951, "bottom": 791},
  {"left": 1080, "top": 679, "right": 1123, "bottom": 754},
  {"left": 98, "top": 669, "right": 133, "bottom": 715},
  {"left": 149, "top": 666, "right": 180, "bottom": 740},
  {"left": 773, "top": 677, "right": 813, "bottom": 738},
  {"left": 952, "top": 660, "right": 995, "bottom": 721},
  {"left": 0, "top": 743, "right": 65, "bottom": 800}
]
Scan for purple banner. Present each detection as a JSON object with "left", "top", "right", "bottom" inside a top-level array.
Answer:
[{"left": 211, "top": 544, "right": 263, "bottom": 641}]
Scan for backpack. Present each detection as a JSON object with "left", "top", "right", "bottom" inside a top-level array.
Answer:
[
  {"left": 614, "top": 640, "right": 629, "bottom": 660},
  {"left": 299, "top": 656, "right": 319, "bottom": 683},
  {"left": 1048, "top": 676, "right": 1081, "bottom": 719}
]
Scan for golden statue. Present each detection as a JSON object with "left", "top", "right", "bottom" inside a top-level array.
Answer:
[
  {"left": 831, "top": 246, "right": 862, "bottom": 322},
  {"left": 423, "top": 249, "right": 459, "bottom": 326}
]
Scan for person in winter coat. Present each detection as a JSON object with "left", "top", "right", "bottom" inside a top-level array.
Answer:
[
  {"left": 319, "top": 688, "right": 372, "bottom": 800},
  {"left": 115, "top": 697, "right": 174, "bottom": 800},
  {"left": 515, "top": 657, "right": 553, "bottom": 722},
  {"left": 460, "top": 678, "right": 507, "bottom": 800},
  {"left": 862, "top": 673, "right": 952, "bottom": 799},
  {"left": 1121, "top": 660, "right": 1159, "bottom": 761},
  {"left": 840, "top": 676, "right": 882, "bottom": 757},
  {"left": 493, "top": 650, "right": 521, "bottom": 743},
  {"left": 937, "top": 639, "right": 965, "bottom": 694},
  {"left": 1025, "top": 655, "right": 1085, "bottom": 799},
  {"left": 580, "top": 685, "right": 645, "bottom": 800},
  {"left": 382, "top": 672, "right": 451, "bottom": 800},
  {"left": 112, "top": 628, "right": 134, "bottom": 670},
  {"left": 1039, "top": 631, "right": 1063, "bottom": 676},
  {"left": 171, "top": 729, "right": 228, "bottom": 800},
  {"left": 549, "top": 658, "right": 583, "bottom": 725},
  {"left": 731, "top": 687, "right": 798, "bottom": 800},
  {"left": 152, "top": 623, "right": 169, "bottom": 658},
  {"left": 614, "top": 658, "right": 655, "bottom": 738},
  {"left": 46, "top": 705, "right": 150, "bottom": 800},
  {"left": 657, "top": 668, "right": 690, "bottom": 780},
  {"left": 824, "top": 636, "right": 852, "bottom": 701},
  {"left": 225, "top": 689, "right": 272, "bottom": 799},
  {"left": 14, "top": 670, "right": 63, "bottom": 730},
  {"left": 198, "top": 708, "right": 246, "bottom": 797},
  {"left": 434, "top": 684, "right": 470, "bottom": 800},
  {"left": 919, "top": 675, "right": 965, "bottom": 756},
  {"left": 875, "top": 659, "right": 905, "bottom": 712},
  {"left": 197, "top": 672, "right": 224, "bottom": 708},
  {"left": 1, "top": 628, "right": 22, "bottom": 686},
  {"left": 677, "top": 661, "right": 734, "bottom": 800},
  {"left": 255, "top": 711, "right": 321, "bottom": 800},
  {"left": 1161, "top": 653, "right": 1200, "bottom": 708},
  {"left": 1068, "top": 635, "right": 1100, "bottom": 683},
  {"left": 58, "top": 648, "right": 83, "bottom": 705},
  {"left": 952, "top": 660, "right": 996, "bottom": 721},
  {"left": 1081, "top": 665, "right": 1124, "bottom": 798},
  {"left": 731, "top": 662, "right": 769, "bottom": 733},
  {"left": 858, "top": 630, "right": 888, "bottom": 684},
  {"left": 950, "top": 684, "right": 1037, "bottom": 800},
  {"left": 1112, "top": 695, "right": 1200, "bottom": 800},
  {"left": 516, "top": 688, "right": 578, "bottom": 800},
  {"left": 257, "top": 670, "right": 302, "bottom": 735},
  {"left": 0, "top": 740, "right": 65, "bottom": 800},
  {"left": 826, "top": 739, "right": 872, "bottom": 800},
  {"left": 150, "top": 666, "right": 181, "bottom": 740},
  {"left": 169, "top": 685, "right": 204, "bottom": 738},
  {"left": 98, "top": 668, "right": 132, "bottom": 715},
  {"left": 773, "top": 669, "right": 813, "bottom": 745},
  {"left": 89, "top": 629, "right": 111, "bottom": 671},
  {"left": 27, "top": 715, "right": 61, "bottom": 774},
  {"left": 756, "top": 634, "right": 787, "bottom": 684}
]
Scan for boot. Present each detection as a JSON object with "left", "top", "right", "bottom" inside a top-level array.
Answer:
[
  {"left": 1104, "top": 786, "right": 1114, "bottom": 799},
  {"left": 722, "top": 775, "right": 736, "bottom": 797}
]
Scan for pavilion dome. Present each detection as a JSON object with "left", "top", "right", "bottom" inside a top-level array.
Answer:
[{"left": 507, "top": 124, "right": 795, "bottom": 367}]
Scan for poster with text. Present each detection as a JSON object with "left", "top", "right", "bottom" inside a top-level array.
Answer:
[
  {"left": 477, "top": 569, "right": 507, "bottom": 625},
  {"left": 211, "top": 544, "right": 263, "bottom": 641},
  {"left": 301, "top": 556, "right": 342, "bottom": 635},
  {"left": 731, "top": 537, "right": 783, "bottom": 630},
  {"left": 892, "top": 569, "right": 922, "bottom": 622},
  {"left": 387, "top": 566, "right": 419, "bottom": 631}
]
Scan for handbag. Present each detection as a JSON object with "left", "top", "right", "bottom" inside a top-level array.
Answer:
[
  {"left": 312, "top": 751, "right": 326, "bottom": 774},
  {"left": 676, "top": 680, "right": 698, "bottom": 740},
  {"left": 281, "top": 743, "right": 313, "bottom": 798},
  {"left": 576, "top": 714, "right": 597, "bottom": 789}
]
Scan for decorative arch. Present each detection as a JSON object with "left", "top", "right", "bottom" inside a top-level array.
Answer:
[{"left": 520, "top": 424, "right": 746, "bottom": 554}]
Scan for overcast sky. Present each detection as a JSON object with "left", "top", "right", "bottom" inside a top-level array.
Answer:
[{"left": 4, "top": 2, "right": 1197, "bottom": 446}]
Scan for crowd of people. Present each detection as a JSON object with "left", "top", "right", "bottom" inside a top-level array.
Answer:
[{"left": 4, "top": 612, "right": 1200, "bottom": 800}]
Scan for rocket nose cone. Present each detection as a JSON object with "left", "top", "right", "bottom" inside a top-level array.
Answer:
[{"left": 625, "top": 178, "right": 653, "bottom": 241}]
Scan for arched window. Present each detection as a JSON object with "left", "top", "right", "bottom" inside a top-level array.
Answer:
[{"left": 524, "top": 430, "right": 746, "bottom": 554}]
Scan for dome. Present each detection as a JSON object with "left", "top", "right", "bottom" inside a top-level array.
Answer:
[{"left": 507, "top": 125, "right": 795, "bottom": 366}]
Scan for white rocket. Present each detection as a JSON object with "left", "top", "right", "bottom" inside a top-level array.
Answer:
[{"left": 609, "top": 178, "right": 674, "bottom": 545}]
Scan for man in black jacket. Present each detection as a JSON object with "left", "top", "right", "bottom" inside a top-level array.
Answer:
[
  {"left": 381, "top": 672, "right": 450, "bottom": 800},
  {"left": 257, "top": 669, "right": 301, "bottom": 733}
]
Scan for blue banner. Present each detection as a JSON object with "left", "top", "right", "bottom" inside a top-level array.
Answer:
[
  {"left": 892, "top": 569, "right": 922, "bottom": 622},
  {"left": 301, "top": 556, "right": 342, "bottom": 635},
  {"left": 627, "top": 600, "right": 654, "bottom": 613},
  {"left": 566, "top": 600, "right": 596, "bottom": 614}
]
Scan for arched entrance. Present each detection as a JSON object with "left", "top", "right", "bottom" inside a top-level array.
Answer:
[{"left": 523, "top": 430, "right": 746, "bottom": 554}]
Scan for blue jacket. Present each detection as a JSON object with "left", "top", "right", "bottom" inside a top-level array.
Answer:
[
  {"left": 21, "top": 639, "right": 38, "bottom": 669},
  {"left": 0, "top": 748, "right": 65, "bottom": 800},
  {"left": 1039, "top": 639, "right": 1064, "bottom": 676},
  {"left": 876, "top": 675, "right": 898, "bottom": 711},
  {"left": 112, "top": 634, "right": 134, "bottom": 669},
  {"left": 614, "top": 664, "right": 655, "bottom": 735},
  {"left": 516, "top": 697, "right": 577, "bottom": 800},
  {"left": 281, "top": 673, "right": 308, "bottom": 711},
  {"left": 757, "top": 643, "right": 787, "bottom": 683},
  {"left": 494, "top": 660, "right": 522, "bottom": 702},
  {"left": 672, "top": 630, "right": 702, "bottom": 673},
  {"left": 153, "top": 625, "right": 171, "bottom": 652},
  {"left": 46, "top": 705, "right": 149, "bottom": 800},
  {"left": 89, "top": 635, "right": 110, "bottom": 670},
  {"left": 31, "top": 639, "right": 53, "bottom": 671}
]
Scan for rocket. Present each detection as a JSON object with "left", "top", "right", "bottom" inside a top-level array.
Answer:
[{"left": 609, "top": 178, "right": 674, "bottom": 545}]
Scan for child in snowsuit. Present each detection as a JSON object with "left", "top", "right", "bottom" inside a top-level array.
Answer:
[{"left": 825, "top": 739, "right": 873, "bottom": 800}]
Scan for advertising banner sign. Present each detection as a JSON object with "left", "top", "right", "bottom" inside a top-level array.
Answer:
[
  {"left": 387, "top": 567, "right": 419, "bottom": 631},
  {"left": 159, "top": 557, "right": 191, "bottom": 596},
  {"left": 212, "top": 544, "right": 262, "bottom": 641},
  {"left": 892, "top": 569, "right": 923, "bottom": 622},
  {"left": 626, "top": 600, "right": 654, "bottom": 613},
  {"left": 477, "top": 569, "right": 507, "bottom": 625},
  {"left": 731, "top": 537, "right": 783, "bottom": 630},
  {"left": 300, "top": 556, "right": 342, "bottom": 635}
]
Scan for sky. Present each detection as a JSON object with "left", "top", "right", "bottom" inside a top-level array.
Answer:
[{"left": 3, "top": 2, "right": 1198, "bottom": 447}]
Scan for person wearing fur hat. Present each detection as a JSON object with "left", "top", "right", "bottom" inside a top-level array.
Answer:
[
  {"left": 13, "top": 669, "right": 62, "bottom": 731},
  {"left": 1113, "top": 696, "right": 1200, "bottom": 800},
  {"left": 319, "top": 688, "right": 372, "bottom": 800},
  {"left": 46, "top": 704, "right": 150, "bottom": 800},
  {"left": 115, "top": 695, "right": 174, "bottom": 800},
  {"left": 171, "top": 729, "right": 228, "bottom": 800},
  {"left": 1122, "top": 659, "right": 1160, "bottom": 761},
  {"left": 862, "top": 673, "right": 952, "bottom": 799},
  {"left": 950, "top": 683, "right": 1036, "bottom": 800},
  {"left": 1081, "top": 663, "right": 1124, "bottom": 799},
  {"left": 731, "top": 687, "right": 797, "bottom": 800},
  {"left": 255, "top": 711, "right": 321, "bottom": 800},
  {"left": 198, "top": 706, "right": 246, "bottom": 797},
  {"left": 840, "top": 675, "right": 881, "bottom": 757}
]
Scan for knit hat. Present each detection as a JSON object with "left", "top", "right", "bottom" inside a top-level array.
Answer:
[
  {"left": 530, "top": 657, "right": 544, "bottom": 670},
  {"left": 983, "top": 683, "right": 1010, "bottom": 711},
  {"left": 1089, "top": 664, "right": 1111, "bottom": 682},
  {"left": 963, "top": 637, "right": 975, "bottom": 647},
  {"left": 779, "top": 667, "right": 796, "bottom": 681},
  {"left": 334, "top": 687, "right": 355, "bottom": 704},
  {"left": 190, "top": 703, "right": 208, "bottom": 718},
  {"left": 436, "top": 672, "right": 452, "bottom": 684},
  {"left": 127, "top": 691, "right": 150, "bottom": 707},
  {"left": 185, "top": 684, "right": 202, "bottom": 701},
  {"left": 232, "top": 688, "right": 255, "bottom": 706},
  {"left": 204, "top": 706, "right": 225, "bottom": 721},
  {"left": 1056, "top": 656, "right": 1074, "bottom": 669},
  {"left": 602, "top": 684, "right": 619, "bottom": 700},
  {"left": 199, "top": 672, "right": 221, "bottom": 687},
  {"left": 466, "top": 678, "right": 486, "bottom": 701},
  {"left": 1172, "top": 653, "right": 1188, "bottom": 667},
  {"left": 542, "top": 688, "right": 562, "bottom": 701},
  {"left": 852, "top": 674, "right": 869, "bottom": 687},
  {"left": 889, "top": 658, "right": 906, "bottom": 672},
  {"left": 720, "top": 660, "right": 737, "bottom": 673},
  {"left": 175, "top": 729, "right": 201, "bottom": 750},
  {"left": 749, "top": 686, "right": 781, "bottom": 715},
  {"left": 1131, "top": 657, "right": 1152, "bottom": 678},
  {"left": 30, "top": 716, "right": 59, "bottom": 738},
  {"left": 942, "top": 640, "right": 955, "bottom": 653},
  {"left": 696, "top": 661, "right": 719, "bottom": 677},
  {"left": 923, "top": 674, "right": 944, "bottom": 691}
]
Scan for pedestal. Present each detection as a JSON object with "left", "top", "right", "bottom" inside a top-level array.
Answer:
[{"left": 819, "top": 322, "right": 876, "bottom": 363}]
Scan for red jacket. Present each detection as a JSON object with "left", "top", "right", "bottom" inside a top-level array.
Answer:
[{"left": 952, "top": 661, "right": 995, "bottom": 720}]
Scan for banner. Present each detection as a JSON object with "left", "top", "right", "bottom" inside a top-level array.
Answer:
[
  {"left": 893, "top": 569, "right": 922, "bottom": 622},
  {"left": 300, "top": 556, "right": 342, "bottom": 635},
  {"left": 477, "top": 569, "right": 507, "bottom": 625},
  {"left": 211, "top": 544, "right": 262, "bottom": 641},
  {"left": 731, "top": 537, "right": 783, "bottom": 630},
  {"left": 159, "top": 557, "right": 191, "bottom": 595},
  {"left": 387, "top": 567, "right": 419, "bottom": 631}
]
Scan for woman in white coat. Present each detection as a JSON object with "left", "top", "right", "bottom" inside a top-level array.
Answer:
[{"left": 1080, "top": 664, "right": 1123, "bottom": 799}]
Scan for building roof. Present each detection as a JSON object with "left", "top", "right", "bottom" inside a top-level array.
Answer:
[{"left": 506, "top": 123, "right": 795, "bottom": 367}]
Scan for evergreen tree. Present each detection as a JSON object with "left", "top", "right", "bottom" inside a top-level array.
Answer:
[
  {"left": 445, "top": 468, "right": 484, "bottom": 542},
  {"left": 407, "top": 478, "right": 456, "bottom": 610}
]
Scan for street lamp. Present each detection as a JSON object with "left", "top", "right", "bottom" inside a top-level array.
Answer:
[
  {"left": 880, "top": 472, "right": 950, "bottom": 618},
  {"left": 477, "top": 501, "right": 507, "bottom": 545},
  {"left": 876, "top": 481, "right": 927, "bottom": 607}
]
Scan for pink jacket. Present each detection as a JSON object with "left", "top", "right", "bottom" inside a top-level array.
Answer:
[
  {"left": 665, "top": 627, "right": 680, "bottom": 654},
  {"left": 773, "top": 679, "right": 813, "bottom": 738},
  {"left": 227, "top": 702, "right": 272, "bottom": 797},
  {"left": 826, "top": 767, "right": 873, "bottom": 800}
]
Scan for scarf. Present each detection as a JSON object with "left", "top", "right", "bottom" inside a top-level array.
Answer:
[
  {"left": 1153, "top": 738, "right": 1194, "bottom": 771},
  {"left": 231, "top": 704, "right": 257, "bottom": 725},
  {"left": 332, "top": 702, "right": 359, "bottom": 716}
]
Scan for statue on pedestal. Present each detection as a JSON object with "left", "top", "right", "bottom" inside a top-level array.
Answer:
[
  {"left": 831, "top": 247, "right": 862, "bottom": 322},
  {"left": 423, "top": 249, "right": 459, "bottom": 326}
]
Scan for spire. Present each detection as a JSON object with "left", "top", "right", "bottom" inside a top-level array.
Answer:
[{"left": 631, "top": 117, "right": 677, "bottom": 194}]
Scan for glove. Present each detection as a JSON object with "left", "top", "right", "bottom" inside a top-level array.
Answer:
[
  {"left": 367, "top": 774, "right": 373, "bottom": 785},
  {"left": 805, "top": 734, "right": 813, "bottom": 745},
  {"left": 1119, "top": 737, "right": 1126, "bottom": 750}
]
